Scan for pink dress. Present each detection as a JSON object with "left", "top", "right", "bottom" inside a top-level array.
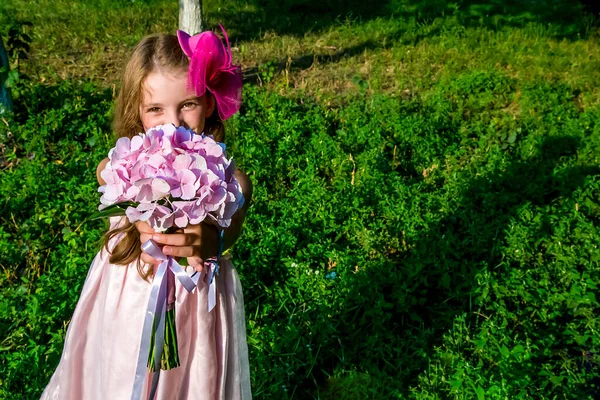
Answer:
[{"left": 41, "top": 217, "right": 252, "bottom": 400}]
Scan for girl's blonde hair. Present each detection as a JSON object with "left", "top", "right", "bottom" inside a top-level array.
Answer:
[{"left": 102, "top": 33, "right": 225, "bottom": 280}]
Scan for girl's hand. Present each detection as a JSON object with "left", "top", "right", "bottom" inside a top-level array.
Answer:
[
  {"left": 135, "top": 221, "right": 219, "bottom": 273},
  {"left": 136, "top": 221, "right": 164, "bottom": 265}
]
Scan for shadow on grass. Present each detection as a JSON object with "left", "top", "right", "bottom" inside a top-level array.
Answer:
[
  {"left": 231, "top": 0, "right": 597, "bottom": 88},
  {"left": 306, "top": 135, "right": 600, "bottom": 397},
  {"left": 240, "top": 22, "right": 447, "bottom": 86},
  {"left": 218, "top": 0, "right": 597, "bottom": 43},
  {"left": 241, "top": 30, "right": 413, "bottom": 84},
  {"left": 218, "top": 0, "right": 390, "bottom": 42},
  {"left": 399, "top": 0, "right": 597, "bottom": 39}
]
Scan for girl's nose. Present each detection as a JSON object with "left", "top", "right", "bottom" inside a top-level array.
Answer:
[{"left": 166, "top": 110, "right": 184, "bottom": 127}]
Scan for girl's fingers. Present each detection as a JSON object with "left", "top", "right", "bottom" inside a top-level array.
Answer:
[
  {"left": 140, "top": 252, "right": 161, "bottom": 265},
  {"left": 140, "top": 224, "right": 213, "bottom": 261},
  {"left": 188, "top": 257, "right": 204, "bottom": 273},
  {"left": 152, "top": 232, "right": 199, "bottom": 246},
  {"left": 162, "top": 245, "right": 199, "bottom": 258},
  {"left": 140, "top": 232, "right": 153, "bottom": 244},
  {"left": 135, "top": 221, "right": 155, "bottom": 234}
]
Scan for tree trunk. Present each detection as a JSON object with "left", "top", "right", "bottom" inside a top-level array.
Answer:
[
  {"left": 0, "top": 36, "right": 12, "bottom": 113},
  {"left": 179, "top": 0, "right": 203, "bottom": 35}
]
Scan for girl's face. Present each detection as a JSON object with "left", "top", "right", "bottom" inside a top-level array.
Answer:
[{"left": 140, "top": 69, "right": 215, "bottom": 133}]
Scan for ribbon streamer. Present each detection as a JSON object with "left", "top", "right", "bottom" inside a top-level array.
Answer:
[
  {"left": 205, "top": 229, "right": 225, "bottom": 313},
  {"left": 206, "top": 260, "right": 218, "bottom": 312},
  {"left": 130, "top": 240, "right": 201, "bottom": 400}
]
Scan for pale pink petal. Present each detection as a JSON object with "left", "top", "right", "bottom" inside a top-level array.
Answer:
[
  {"left": 173, "top": 208, "right": 188, "bottom": 228},
  {"left": 152, "top": 205, "right": 174, "bottom": 232},
  {"left": 181, "top": 183, "right": 197, "bottom": 200},
  {"left": 100, "top": 168, "right": 119, "bottom": 185},
  {"left": 126, "top": 206, "right": 142, "bottom": 222},
  {"left": 150, "top": 178, "right": 171, "bottom": 201},
  {"left": 137, "top": 202, "right": 156, "bottom": 212},
  {"left": 190, "top": 154, "right": 207, "bottom": 170},
  {"left": 124, "top": 185, "right": 140, "bottom": 200},
  {"left": 200, "top": 170, "right": 219, "bottom": 186},
  {"left": 135, "top": 184, "right": 153, "bottom": 203},
  {"left": 147, "top": 154, "right": 166, "bottom": 169},
  {"left": 161, "top": 124, "right": 177, "bottom": 137},
  {"left": 139, "top": 206, "right": 156, "bottom": 221},
  {"left": 115, "top": 137, "right": 131, "bottom": 154},
  {"left": 139, "top": 164, "right": 157, "bottom": 179},
  {"left": 173, "top": 154, "right": 192, "bottom": 171},
  {"left": 131, "top": 135, "right": 144, "bottom": 151},
  {"left": 206, "top": 141, "right": 224, "bottom": 158},
  {"left": 188, "top": 205, "right": 207, "bottom": 225},
  {"left": 104, "top": 184, "right": 124, "bottom": 202},
  {"left": 162, "top": 136, "right": 174, "bottom": 154}
]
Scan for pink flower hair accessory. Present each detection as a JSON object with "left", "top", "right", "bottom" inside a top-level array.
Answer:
[{"left": 177, "top": 25, "right": 242, "bottom": 121}]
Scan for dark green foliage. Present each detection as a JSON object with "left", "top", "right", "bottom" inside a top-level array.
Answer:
[
  {"left": 0, "top": 82, "right": 113, "bottom": 398},
  {"left": 227, "top": 77, "right": 600, "bottom": 398},
  {"left": 2, "top": 69, "right": 600, "bottom": 399}
]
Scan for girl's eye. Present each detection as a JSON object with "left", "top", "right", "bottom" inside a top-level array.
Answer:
[
  {"left": 147, "top": 107, "right": 161, "bottom": 113},
  {"left": 182, "top": 102, "right": 197, "bottom": 109}
]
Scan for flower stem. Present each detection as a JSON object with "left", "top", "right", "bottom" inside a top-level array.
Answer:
[{"left": 147, "top": 307, "right": 180, "bottom": 371}]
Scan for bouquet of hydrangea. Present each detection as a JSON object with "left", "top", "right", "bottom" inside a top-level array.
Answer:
[
  {"left": 96, "top": 123, "right": 244, "bottom": 373},
  {"left": 98, "top": 123, "right": 244, "bottom": 231}
]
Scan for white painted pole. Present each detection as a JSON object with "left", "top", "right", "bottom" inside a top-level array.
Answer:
[{"left": 179, "top": 0, "right": 203, "bottom": 35}]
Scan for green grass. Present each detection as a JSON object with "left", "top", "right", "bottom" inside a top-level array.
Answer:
[{"left": 1, "top": 0, "right": 600, "bottom": 398}]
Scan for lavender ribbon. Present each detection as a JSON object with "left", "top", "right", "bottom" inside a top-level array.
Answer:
[
  {"left": 205, "top": 229, "right": 225, "bottom": 313},
  {"left": 130, "top": 239, "right": 200, "bottom": 400}
]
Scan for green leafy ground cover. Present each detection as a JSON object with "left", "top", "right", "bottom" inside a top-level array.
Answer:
[{"left": 1, "top": 0, "right": 600, "bottom": 398}]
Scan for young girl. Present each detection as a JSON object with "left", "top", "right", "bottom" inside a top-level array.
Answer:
[{"left": 41, "top": 28, "right": 253, "bottom": 400}]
